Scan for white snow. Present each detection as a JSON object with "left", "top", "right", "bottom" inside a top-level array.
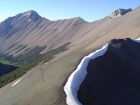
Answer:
[
  {"left": 76, "top": 42, "right": 90, "bottom": 50},
  {"left": 11, "top": 78, "right": 22, "bottom": 87},
  {"left": 89, "top": 38, "right": 95, "bottom": 43},
  {"left": 133, "top": 38, "right": 140, "bottom": 43},
  {"left": 77, "top": 38, "right": 95, "bottom": 50},
  {"left": 81, "top": 42, "right": 89, "bottom": 47},
  {"left": 100, "top": 32, "right": 106, "bottom": 36},
  {"left": 64, "top": 43, "right": 109, "bottom": 105}
]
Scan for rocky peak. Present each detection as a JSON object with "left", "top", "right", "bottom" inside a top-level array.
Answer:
[
  {"left": 0, "top": 10, "right": 42, "bottom": 36},
  {"left": 72, "top": 17, "right": 83, "bottom": 20},
  {"left": 22, "top": 10, "right": 41, "bottom": 22},
  {"left": 109, "top": 8, "right": 132, "bottom": 18},
  {"left": 70, "top": 17, "right": 87, "bottom": 25},
  {"left": 23, "top": 10, "right": 39, "bottom": 17}
]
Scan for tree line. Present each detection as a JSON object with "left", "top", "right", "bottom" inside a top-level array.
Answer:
[{"left": 0, "top": 42, "right": 70, "bottom": 88}]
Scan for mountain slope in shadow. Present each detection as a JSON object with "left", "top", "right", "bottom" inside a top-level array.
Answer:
[
  {"left": 0, "top": 63, "right": 18, "bottom": 76},
  {"left": 78, "top": 38, "right": 140, "bottom": 105}
]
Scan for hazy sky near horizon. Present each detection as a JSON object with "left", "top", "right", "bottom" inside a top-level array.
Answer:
[{"left": 0, "top": 0, "right": 140, "bottom": 22}]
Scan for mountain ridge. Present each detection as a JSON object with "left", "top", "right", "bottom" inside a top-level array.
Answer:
[
  {"left": 0, "top": 10, "right": 89, "bottom": 56},
  {"left": 0, "top": 6, "right": 140, "bottom": 105}
]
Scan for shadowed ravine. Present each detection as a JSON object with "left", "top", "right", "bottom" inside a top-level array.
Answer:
[{"left": 78, "top": 38, "right": 140, "bottom": 105}]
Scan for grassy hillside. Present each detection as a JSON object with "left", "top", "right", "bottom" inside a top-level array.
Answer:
[{"left": 0, "top": 42, "right": 70, "bottom": 88}]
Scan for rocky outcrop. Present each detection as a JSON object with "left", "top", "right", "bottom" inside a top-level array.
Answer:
[
  {"left": 0, "top": 10, "right": 41, "bottom": 37},
  {"left": 78, "top": 38, "right": 140, "bottom": 105},
  {"left": 109, "top": 8, "right": 132, "bottom": 18}
]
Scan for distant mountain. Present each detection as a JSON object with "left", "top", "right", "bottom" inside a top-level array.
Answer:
[
  {"left": 109, "top": 8, "right": 132, "bottom": 18},
  {"left": 0, "top": 10, "right": 41, "bottom": 37},
  {"left": 0, "top": 8, "right": 134, "bottom": 56},
  {"left": 0, "top": 10, "right": 89, "bottom": 56},
  {"left": 22, "top": 10, "right": 41, "bottom": 22}
]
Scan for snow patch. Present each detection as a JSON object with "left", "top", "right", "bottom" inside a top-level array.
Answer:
[
  {"left": 77, "top": 38, "right": 95, "bottom": 50},
  {"left": 133, "top": 38, "right": 140, "bottom": 43},
  {"left": 11, "top": 79, "right": 22, "bottom": 87},
  {"left": 100, "top": 32, "right": 106, "bottom": 36},
  {"left": 81, "top": 42, "right": 89, "bottom": 47},
  {"left": 89, "top": 38, "right": 95, "bottom": 43},
  {"left": 64, "top": 44, "right": 109, "bottom": 105}
]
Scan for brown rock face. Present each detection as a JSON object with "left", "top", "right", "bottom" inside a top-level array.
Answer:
[
  {"left": 78, "top": 38, "right": 140, "bottom": 105},
  {"left": 109, "top": 8, "right": 132, "bottom": 18}
]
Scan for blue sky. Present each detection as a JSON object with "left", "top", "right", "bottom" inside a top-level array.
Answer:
[{"left": 0, "top": 0, "right": 139, "bottom": 22}]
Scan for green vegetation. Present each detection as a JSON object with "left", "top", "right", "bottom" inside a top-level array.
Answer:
[
  {"left": 0, "top": 57, "right": 12, "bottom": 65},
  {"left": 0, "top": 42, "right": 70, "bottom": 88},
  {"left": 0, "top": 63, "right": 18, "bottom": 76}
]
